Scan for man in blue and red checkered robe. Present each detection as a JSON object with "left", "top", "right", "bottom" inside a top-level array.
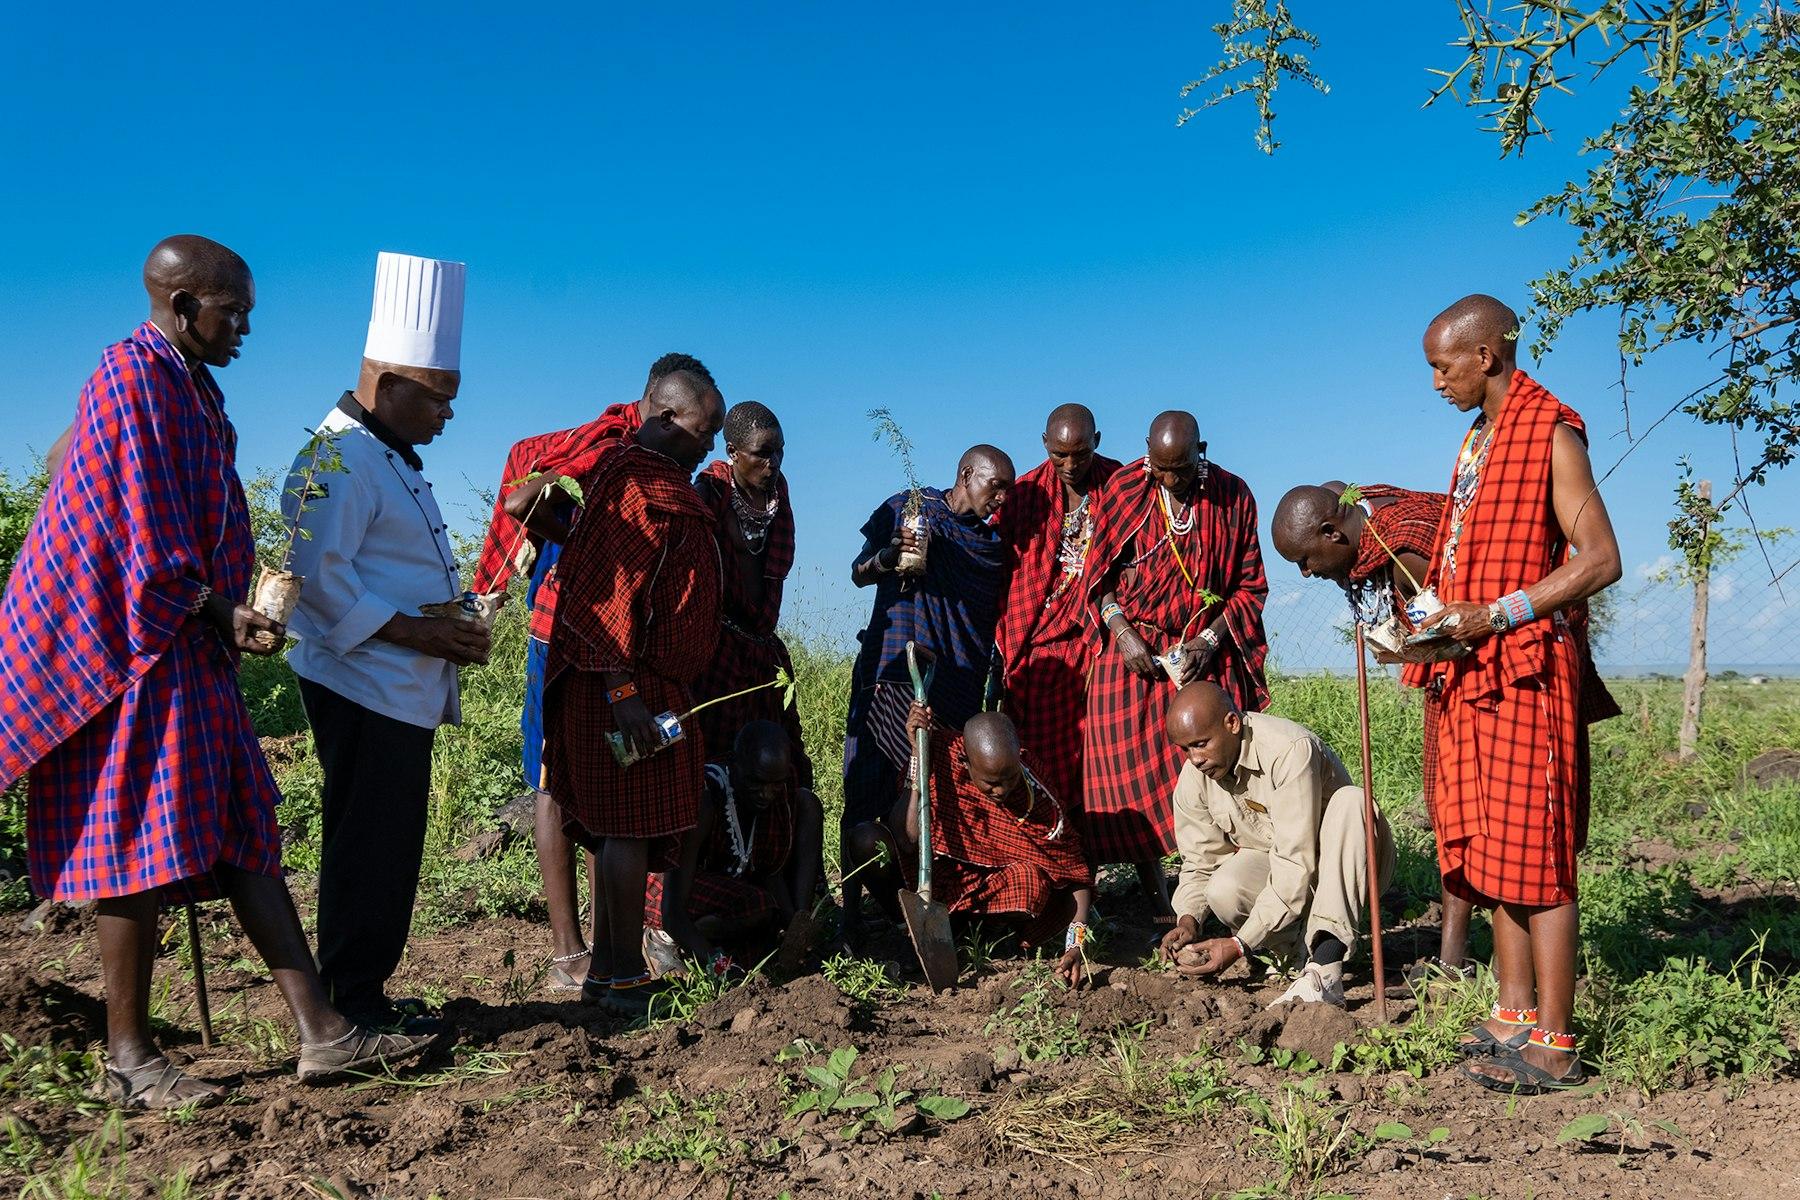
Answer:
[
  {"left": 0, "top": 238, "right": 430, "bottom": 1107},
  {"left": 838, "top": 445, "right": 1014, "bottom": 947}
]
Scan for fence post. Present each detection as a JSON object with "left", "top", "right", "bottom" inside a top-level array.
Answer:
[{"left": 1678, "top": 480, "right": 1711, "bottom": 761}]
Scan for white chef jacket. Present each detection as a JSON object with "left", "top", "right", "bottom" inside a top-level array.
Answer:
[{"left": 282, "top": 401, "right": 462, "bottom": 729}]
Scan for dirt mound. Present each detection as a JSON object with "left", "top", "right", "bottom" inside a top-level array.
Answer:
[
  {"left": 1747, "top": 748, "right": 1800, "bottom": 789},
  {"left": 0, "top": 972, "right": 105, "bottom": 1049},
  {"left": 1268, "top": 999, "right": 1361, "bottom": 1065}
]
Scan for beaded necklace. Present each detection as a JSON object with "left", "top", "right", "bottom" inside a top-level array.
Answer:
[
  {"left": 1441, "top": 417, "right": 1496, "bottom": 581},
  {"left": 730, "top": 480, "right": 778, "bottom": 552}
]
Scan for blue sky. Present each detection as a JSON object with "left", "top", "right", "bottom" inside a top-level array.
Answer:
[{"left": 2, "top": 3, "right": 1793, "bottom": 668}]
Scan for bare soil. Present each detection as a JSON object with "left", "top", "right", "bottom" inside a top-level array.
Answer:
[{"left": 3, "top": 894, "right": 1797, "bottom": 1200}]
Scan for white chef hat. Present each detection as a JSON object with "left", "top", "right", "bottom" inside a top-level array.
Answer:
[{"left": 363, "top": 251, "right": 466, "bottom": 372}]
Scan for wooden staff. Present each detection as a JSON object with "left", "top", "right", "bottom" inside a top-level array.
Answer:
[
  {"left": 1353, "top": 624, "right": 1389, "bottom": 1024},
  {"left": 186, "top": 904, "right": 214, "bottom": 1048}
]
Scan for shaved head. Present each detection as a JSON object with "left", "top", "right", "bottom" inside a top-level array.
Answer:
[
  {"left": 1423, "top": 294, "right": 1521, "bottom": 412},
  {"left": 1148, "top": 410, "right": 1200, "bottom": 456},
  {"left": 952, "top": 444, "right": 1016, "bottom": 520},
  {"left": 143, "top": 235, "right": 250, "bottom": 300},
  {"left": 1273, "top": 485, "right": 1343, "bottom": 545},
  {"left": 963, "top": 711, "right": 1022, "bottom": 773},
  {"left": 140, "top": 235, "right": 254, "bottom": 370},
  {"left": 1426, "top": 294, "right": 1520, "bottom": 361},
  {"left": 1164, "top": 682, "right": 1245, "bottom": 781},
  {"left": 1044, "top": 403, "right": 1096, "bottom": 443},
  {"left": 639, "top": 367, "right": 725, "bottom": 474}
]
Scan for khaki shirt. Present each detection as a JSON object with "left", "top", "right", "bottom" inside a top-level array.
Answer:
[{"left": 1169, "top": 712, "right": 1354, "bottom": 950}]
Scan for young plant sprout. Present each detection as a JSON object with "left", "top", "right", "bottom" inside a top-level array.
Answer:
[
  {"left": 505, "top": 470, "right": 586, "bottom": 579},
  {"left": 607, "top": 667, "right": 798, "bottom": 767},
  {"left": 251, "top": 428, "right": 346, "bottom": 641},
  {"left": 868, "top": 407, "right": 928, "bottom": 573}
]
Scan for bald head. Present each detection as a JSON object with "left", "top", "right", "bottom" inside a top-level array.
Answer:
[
  {"left": 1044, "top": 403, "right": 1096, "bottom": 443},
  {"left": 141, "top": 236, "right": 254, "bottom": 370},
  {"left": 1423, "top": 294, "right": 1521, "bottom": 412},
  {"left": 1145, "top": 410, "right": 1205, "bottom": 494},
  {"left": 1164, "top": 682, "right": 1245, "bottom": 781},
  {"left": 1426, "top": 294, "right": 1520, "bottom": 360},
  {"left": 1043, "top": 404, "right": 1103, "bottom": 489},
  {"left": 1271, "top": 484, "right": 1360, "bottom": 582},
  {"left": 963, "top": 712, "right": 1022, "bottom": 773},
  {"left": 952, "top": 444, "right": 1016, "bottom": 519}
]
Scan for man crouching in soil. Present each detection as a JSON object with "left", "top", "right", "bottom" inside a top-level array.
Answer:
[
  {"left": 1158, "top": 683, "right": 1394, "bottom": 1008},
  {"left": 846, "top": 704, "right": 1093, "bottom": 986},
  {"left": 643, "top": 720, "right": 825, "bottom": 979}
]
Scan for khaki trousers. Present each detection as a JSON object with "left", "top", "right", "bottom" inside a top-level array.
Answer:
[{"left": 1204, "top": 785, "right": 1395, "bottom": 963}]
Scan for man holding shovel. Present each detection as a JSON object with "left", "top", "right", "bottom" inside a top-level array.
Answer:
[
  {"left": 0, "top": 237, "right": 435, "bottom": 1107},
  {"left": 1158, "top": 683, "right": 1393, "bottom": 1009},
  {"left": 285, "top": 252, "right": 484, "bottom": 1031},
  {"left": 845, "top": 704, "right": 1093, "bottom": 986},
  {"left": 840, "top": 445, "right": 1013, "bottom": 949}
]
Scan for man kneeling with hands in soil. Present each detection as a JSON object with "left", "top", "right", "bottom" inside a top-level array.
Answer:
[
  {"left": 845, "top": 703, "right": 1094, "bottom": 985},
  {"left": 643, "top": 721, "right": 824, "bottom": 979},
  {"left": 1158, "top": 683, "right": 1393, "bottom": 1008}
]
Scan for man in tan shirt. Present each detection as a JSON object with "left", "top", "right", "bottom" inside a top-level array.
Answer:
[{"left": 1156, "top": 683, "right": 1394, "bottom": 1008}]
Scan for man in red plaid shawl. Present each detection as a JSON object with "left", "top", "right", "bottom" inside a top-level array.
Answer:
[
  {"left": 690, "top": 401, "right": 812, "bottom": 787},
  {"left": 544, "top": 367, "right": 725, "bottom": 1016},
  {"left": 847, "top": 706, "right": 1094, "bottom": 986},
  {"left": 994, "top": 403, "right": 1122, "bottom": 808},
  {"left": 1406, "top": 295, "right": 1622, "bottom": 1094},
  {"left": 1271, "top": 481, "right": 1476, "bottom": 977},
  {"left": 1083, "top": 411, "right": 1269, "bottom": 920},
  {"left": 471, "top": 353, "right": 711, "bottom": 992},
  {"left": 0, "top": 238, "right": 431, "bottom": 1107},
  {"left": 644, "top": 721, "right": 823, "bottom": 976}
]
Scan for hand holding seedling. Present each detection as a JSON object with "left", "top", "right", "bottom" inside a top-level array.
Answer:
[
  {"left": 1417, "top": 602, "right": 1488, "bottom": 646},
  {"left": 205, "top": 593, "right": 285, "bottom": 655},
  {"left": 1116, "top": 627, "right": 1160, "bottom": 681},
  {"left": 1055, "top": 946, "right": 1086, "bottom": 989},
  {"left": 608, "top": 683, "right": 660, "bottom": 761}
]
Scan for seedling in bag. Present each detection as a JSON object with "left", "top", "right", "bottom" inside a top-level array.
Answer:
[{"left": 251, "top": 428, "right": 346, "bottom": 646}]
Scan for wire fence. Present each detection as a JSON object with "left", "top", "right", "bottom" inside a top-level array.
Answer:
[{"left": 1265, "top": 565, "right": 1799, "bottom": 679}]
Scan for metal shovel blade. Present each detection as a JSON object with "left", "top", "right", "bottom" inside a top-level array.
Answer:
[{"left": 898, "top": 888, "right": 959, "bottom": 993}]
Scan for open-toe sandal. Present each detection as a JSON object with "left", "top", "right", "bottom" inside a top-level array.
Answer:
[
  {"left": 297, "top": 1026, "right": 438, "bottom": 1085},
  {"left": 1458, "top": 1004, "right": 1535, "bottom": 1058},
  {"left": 102, "top": 1058, "right": 226, "bottom": 1111},
  {"left": 1461, "top": 1030, "right": 1586, "bottom": 1094}
]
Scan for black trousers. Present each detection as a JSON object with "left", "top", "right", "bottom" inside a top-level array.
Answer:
[{"left": 299, "top": 677, "right": 436, "bottom": 1015}]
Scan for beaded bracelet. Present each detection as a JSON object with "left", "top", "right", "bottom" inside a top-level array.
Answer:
[
  {"left": 1099, "top": 601, "right": 1124, "bottom": 627},
  {"left": 188, "top": 584, "right": 213, "bottom": 614},
  {"left": 1064, "top": 921, "right": 1089, "bottom": 952},
  {"left": 1499, "top": 590, "right": 1535, "bottom": 629},
  {"left": 607, "top": 682, "right": 639, "bottom": 704}
]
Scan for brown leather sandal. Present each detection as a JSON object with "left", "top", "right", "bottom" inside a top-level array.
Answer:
[{"left": 102, "top": 1058, "right": 226, "bottom": 1111}]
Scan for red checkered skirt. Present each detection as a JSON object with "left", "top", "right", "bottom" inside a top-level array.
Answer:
[
  {"left": 645, "top": 782, "right": 797, "bottom": 928},
  {"left": 27, "top": 628, "right": 282, "bottom": 904},
  {"left": 935, "top": 859, "right": 1077, "bottom": 949},
  {"left": 1079, "top": 640, "right": 1189, "bottom": 864},
  {"left": 1420, "top": 687, "right": 1442, "bottom": 825},
  {"left": 547, "top": 670, "right": 701, "bottom": 863},
  {"left": 1434, "top": 616, "right": 1587, "bottom": 908},
  {"left": 1001, "top": 630, "right": 1096, "bottom": 812}
]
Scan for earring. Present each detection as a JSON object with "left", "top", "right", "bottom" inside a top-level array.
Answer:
[{"left": 175, "top": 313, "right": 189, "bottom": 333}]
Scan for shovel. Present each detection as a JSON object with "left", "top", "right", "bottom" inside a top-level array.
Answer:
[
  {"left": 898, "top": 642, "right": 959, "bottom": 992},
  {"left": 1353, "top": 624, "right": 1390, "bottom": 1024}
]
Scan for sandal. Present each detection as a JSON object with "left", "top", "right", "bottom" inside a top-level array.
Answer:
[
  {"left": 547, "top": 948, "right": 591, "bottom": 994},
  {"left": 1461, "top": 1029, "right": 1586, "bottom": 1094},
  {"left": 1405, "top": 956, "right": 1477, "bottom": 988},
  {"left": 102, "top": 1058, "right": 226, "bottom": 1111},
  {"left": 1458, "top": 1004, "right": 1535, "bottom": 1058},
  {"left": 296, "top": 1026, "right": 438, "bottom": 1085}
]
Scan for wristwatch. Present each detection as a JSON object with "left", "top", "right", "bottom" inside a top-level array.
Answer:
[{"left": 1487, "top": 602, "right": 1509, "bottom": 633}]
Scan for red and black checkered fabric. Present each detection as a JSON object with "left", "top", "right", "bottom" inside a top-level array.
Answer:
[
  {"left": 1080, "top": 461, "right": 1269, "bottom": 864},
  {"left": 544, "top": 445, "right": 720, "bottom": 853},
  {"left": 470, "top": 403, "right": 642, "bottom": 597},
  {"left": 645, "top": 766, "right": 797, "bottom": 928},
  {"left": 0, "top": 323, "right": 281, "bottom": 902},
  {"left": 689, "top": 461, "right": 813, "bottom": 788},
  {"left": 1402, "top": 372, "right": 1613, "bottom": 907},
  {"left": 921, "top": 732, "right": 1091, "bottom": 947},
  {"left": 1348, "top": 485, "right": 1446, "bottom": 620},
  {"left": 993, "top": 455, "right": 1122, "bottom": 808}
]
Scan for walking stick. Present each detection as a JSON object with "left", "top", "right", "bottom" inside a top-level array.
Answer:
[
  {"left": 185, "top": 904, "right": 215, "bottom": 1048},
  {"left": 1353, "top": 624, "right": 1389, "bottom": 1024}
]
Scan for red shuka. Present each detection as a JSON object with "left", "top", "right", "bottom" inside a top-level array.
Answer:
[
  {"left": 922, "top": 730, "right": 1093, "bottom": 948},
  {"left": 992, "top": 455, "right": 1122, "bottom": 808},
  {"left": 1404, "top": 372, "right": 1616, "bottom": 907},
  {"left": 1080, "top": 461, "right": 1269, "bottom": 864},
  {"left": 689, "top": 460, "right": 813, "bottom": 788},
  {"left": 645, "top": 765, "right": 798, "bottom": 930},
  {"left": 543, "top": 444, "right": 721, "bottom": 857}
]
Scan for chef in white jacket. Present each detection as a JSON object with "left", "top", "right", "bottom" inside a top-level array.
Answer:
[{"left": 283, "top": 251, "right": 486, "bottom": 1029}]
